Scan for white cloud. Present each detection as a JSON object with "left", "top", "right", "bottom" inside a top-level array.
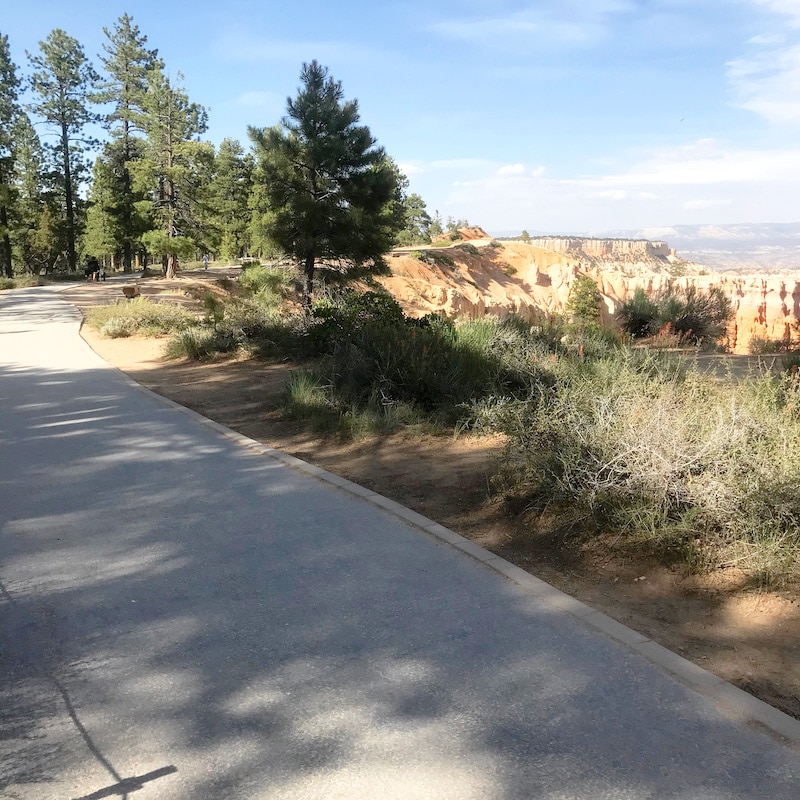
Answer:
[
  {"left": 752, "top": 0, "right": 800, "bottom": 25},
  {"left": 398, "top": 162, "right": 424, "bottom": 176},
  {"left": 728, "top": 43, "right": 800, "bottom": 124},
  {"left": 728, "top": 1, "right": 800, "bottom": 124},
  {"left": 497, "top": 163, "right": 527, "bottom": 176},
  {"left": 569, "top": 139, "right": 800, "bottom": 187},
  {"left": 409, "top": 136, "right": 800, "bottom": 231}
]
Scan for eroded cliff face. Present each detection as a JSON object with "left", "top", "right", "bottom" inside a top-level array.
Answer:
[
  {"left": 529, "top": 237, "right": 673, "bottom": 260},
  {"left": 379, "top": 238, "right": 800, "bottom": 354}
]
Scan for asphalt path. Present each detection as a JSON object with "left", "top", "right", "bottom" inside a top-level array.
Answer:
[{"left": 1, "top": 287, "right": 798, "bottom": 799}]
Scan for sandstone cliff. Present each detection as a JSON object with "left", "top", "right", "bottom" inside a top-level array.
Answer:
[{"left": 380, "top": 235, "right": 800, "bottom": 354}]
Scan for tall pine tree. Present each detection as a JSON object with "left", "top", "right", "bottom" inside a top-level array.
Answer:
[
  {"left": 10, "top": 114, "right": 50, "bottom": 273},
  {"left": 28, "top": 29, "right": 99, "bottom": 272},
  {"left": 0, "top": 32, "right": 21, "bottom": 277},
  {"left": 210, "top": 138, "right": 253, "bottom": 261},
  {"left": 95, "top": 14, "right": 160, "bottom": 272},
  {"left": 133, "top": 67, "right": 208, "bottom": 277}
]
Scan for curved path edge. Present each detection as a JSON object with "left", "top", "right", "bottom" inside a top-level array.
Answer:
[{"left": 68, "top": 293, "right": 800, "bottom": 750}]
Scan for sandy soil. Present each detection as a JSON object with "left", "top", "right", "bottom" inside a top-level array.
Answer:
[{"left": 62, "top": 274, "right": 800, "bottom": 721}]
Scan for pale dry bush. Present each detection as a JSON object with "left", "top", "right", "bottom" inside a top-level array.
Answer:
[
  {"left": 88, "top": 297, "right": 196, "bottom": 335},
  {"left": 499, "top": 356, "right": 800, "bottom": 583}
]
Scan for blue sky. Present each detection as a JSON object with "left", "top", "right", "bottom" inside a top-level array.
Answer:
[{"left": 3, "top": 0, "right": 800, "bottom": 234}]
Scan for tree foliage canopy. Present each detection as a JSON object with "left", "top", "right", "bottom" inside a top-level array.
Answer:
[{"left": 249, "top": 60, "right": 404, "bottom": 302}]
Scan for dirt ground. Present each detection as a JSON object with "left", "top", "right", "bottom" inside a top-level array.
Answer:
[{"left": 62, "top": 273, "right": 800, "bottom": 721}]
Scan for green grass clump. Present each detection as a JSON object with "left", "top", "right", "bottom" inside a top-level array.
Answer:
[
  {"left": 87, "top": 297, "right": 197, "bottom": 335},
  {"left": 0, "top": 278, "right": 15, "bottom": 290},
  {"left": 238, "top": 265, "right": 291, "bottom": 307},
  {"left": 163, "top": 327, "right": 238, "bottom": 360},
  {"left": 281, "top": 370, "right": 425, "bottom": 437}
]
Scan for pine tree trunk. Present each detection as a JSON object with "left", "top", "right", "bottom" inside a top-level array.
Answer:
[
  {"left": 303, "top": 252, "right": 315, "bottom": 308},
  {"left": 61, "top": 122, "right": 76, "bottom": 272},
  {"left": 121, "top": 121, "right": 133, "bottom": 273},
  {"left": 0, "top": 202, "right": 12, "bottom": 278}
]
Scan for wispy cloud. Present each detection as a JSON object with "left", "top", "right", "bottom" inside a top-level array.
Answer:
[
  {"left": 417, "top": 139, "right": 800, "bottom": 230},
  {"left": 752, "top": 0, "right": 800, "bottom": 25},
  {"left": 728, "top": 1, "right": 800, "bottom": 123},
  {"left": 569, "top": 139, "right": 800, "bottom": 187},
  {"left": 428, "top": 1, "right": 634, "bottom": 47}
]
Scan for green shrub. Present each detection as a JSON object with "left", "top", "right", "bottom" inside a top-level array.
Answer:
[
  {"left": 749, "top": 336, "right": 789, "bottom": 355},
  {"left": 163, "top": 327, "right": 238, "bottom": 360},
  {"left": 87, "top": 297, "right": 196, "bottom": 335},
  {"left": 619, "top": 285, "right": 733, "bottom": 347},
  {"left": 238, "top": 265, "right": 291, "bottom": 306},
  {"left": 423, "top": 250, "right": 455, "bottom": 268},
  {"left": 457, "top": 243, "right": 479, "bottom": 256},
  {"left": 618, "top": 287, "right": 659, "bottom": 338},
  {"left": 781, "top": 351, "right": 800, "bottom": 375},
  {"left": 0, "top": 274, "right": 45, "bottom": 289}
]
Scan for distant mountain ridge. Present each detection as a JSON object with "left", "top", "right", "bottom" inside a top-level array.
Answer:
[{"left": 603, "top": 223, "right": 800, "bottom": 271}]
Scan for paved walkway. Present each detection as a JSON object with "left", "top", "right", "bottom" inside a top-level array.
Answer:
[{"left": 1, "top": 287, "right": 798, "bottom": 799}]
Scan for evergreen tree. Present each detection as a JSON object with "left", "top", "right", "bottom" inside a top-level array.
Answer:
[
  {"left": 0, "top": 32, "right": 21, "bottom": 277},
  {"left": 429, "top": 210, "right": 443, "bottom": 239},
  {"left": 10, "top": 113, "right": 56, "bottom": 273},
  {"left": 396, "top": 192, "right": 431, "bottom": 246},
  {"left": 210, "top": 138, "right": 253, "bottom": 261},
  {"left": 95, "top": 14, "right": 160, "bottom": 272},
  {"left": 520, "top": 229, "right": 530, "bottom": 243},
  {"left": 133, "top": 67, "right": 208, "bottom": 277},
  {"left": 249, "top": 60, "right": 404, "bottom": 304},
  {"left": 83, "top": 148, "right": 124, "bottom": 266},
  {"left": 566, "top": 274, "right": 602, "bottom": 323},
  {"left": 27, "top": 29, "right": 100, "bottom": 271}
]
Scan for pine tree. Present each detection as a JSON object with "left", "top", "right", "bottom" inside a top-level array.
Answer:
[
  {"left": 210, "top": 138, "right": 253, "bottom": 261},
  {"left": 133, "top": 67, "right": 208, "bottom": 277},
  {"left": 95, "top": 14, "right": 160, "bottom": 272},
  {"left": 10, "top": 114, "right": 53, "bottom": 273},
  {"left": 396, "top": 193, "right": 432, "bottom": 246},
  {"left": 0, "top": 32, "right": 21, "bottom": 277},
  {"left": 83, "top": 149, "right": 124, "bottom": 266},
  {"left": 27, "top": 29, "right": 100, "bottom": 272},
  {"left": 249, "top": 60, "right": 404, "bottom": 304}
]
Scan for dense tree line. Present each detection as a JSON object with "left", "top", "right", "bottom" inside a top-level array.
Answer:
[{"left": 0, "top": 16, "right": 435, "bottom": 287}]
